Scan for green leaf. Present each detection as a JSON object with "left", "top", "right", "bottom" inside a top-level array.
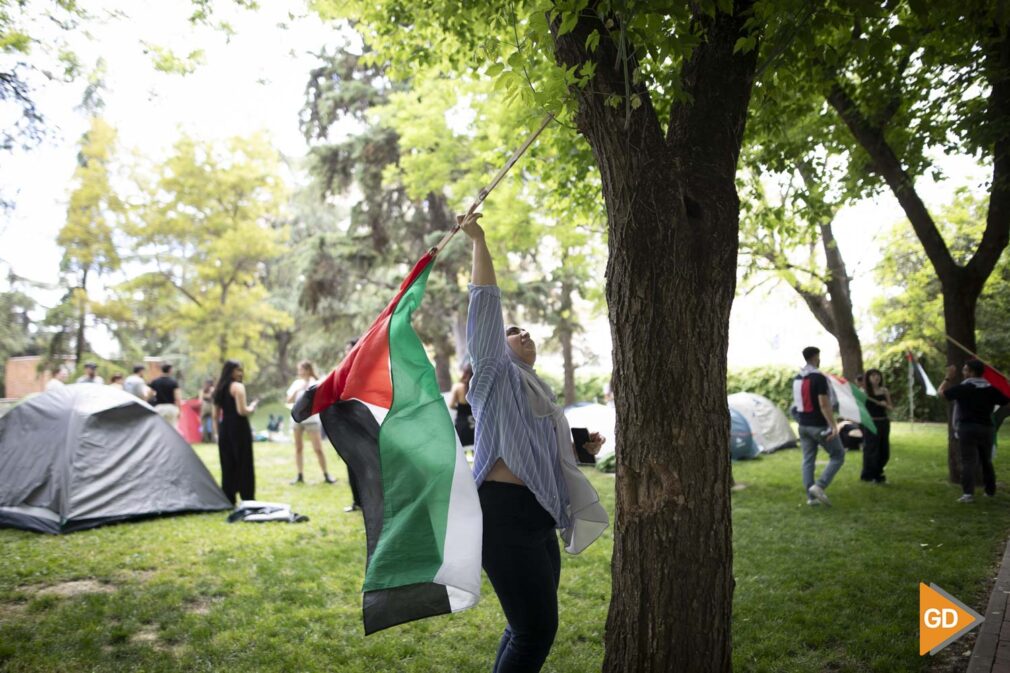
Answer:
[
  {"left": 585, "top": 29, "right": 600, "bottom": 52},
  {"left": 485, "top": 62, "right": 504, "bottom": 78},
  {"left": 558, "top": 11, "right": 578, "bottom": 36}
]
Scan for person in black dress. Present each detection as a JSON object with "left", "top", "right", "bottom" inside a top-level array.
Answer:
[
  {"left": 212, "top": 360, "right": 257, "bottom": 505},
  {"left": 860, "top": 368, "right": 893, "bottom": 483},
  {"left": 450, "top": 363, "right": 475, "bottom": 451}
]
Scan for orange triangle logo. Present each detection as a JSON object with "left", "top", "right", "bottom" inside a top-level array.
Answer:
[{"left": 919, "top": 583, "right": 984, "bottom": 655}]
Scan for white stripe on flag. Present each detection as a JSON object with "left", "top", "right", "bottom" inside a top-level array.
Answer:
[
  {"left": 915, "top": 361, "right": 938, "bottom": 397},
  {"left": 432, "top": 432, "right": 483, "bottom": 611}
]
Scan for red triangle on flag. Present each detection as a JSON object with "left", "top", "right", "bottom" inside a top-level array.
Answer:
[{"left": 983, "top": 366, "right": 1010, "bottom": 398}]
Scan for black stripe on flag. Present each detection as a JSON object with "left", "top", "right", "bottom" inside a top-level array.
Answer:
[
  {"left": 363, "top": 582, "right": 452, "bottom": 635},
  {"left": 319, "top": 400, "right": 385, "bottom": 558}
]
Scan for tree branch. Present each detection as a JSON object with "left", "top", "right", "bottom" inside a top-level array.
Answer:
[{"left": 825, "top": 79, "right": 957, "bottom": 278}]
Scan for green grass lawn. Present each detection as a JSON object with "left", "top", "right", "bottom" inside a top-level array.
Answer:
[{"left": 1, "top": 423, "right": 1008, "bottom": 672}]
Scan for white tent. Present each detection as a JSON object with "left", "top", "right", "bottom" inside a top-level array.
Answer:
[{"left": 727, "top": 392, "right": 798, "bottom": 453}]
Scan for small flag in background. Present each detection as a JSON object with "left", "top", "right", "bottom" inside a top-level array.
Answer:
[
  {"left": 293, "top": 253, "right": 482, "bottom": 635},
  {"left": 827, "top": 374, "right": 878, "bottom": 434},
  {"left": 907, "top": 352, "right": 938, "bottom": 397}
]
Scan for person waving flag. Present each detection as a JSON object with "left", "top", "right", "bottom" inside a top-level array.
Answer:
[{"left": 293, "top": 252, "right": 482, "bottom": 634}]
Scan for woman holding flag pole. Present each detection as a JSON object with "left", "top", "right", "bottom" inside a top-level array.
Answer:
[{"left": 459, "top": 210, "right": 609, "bottom": 673}]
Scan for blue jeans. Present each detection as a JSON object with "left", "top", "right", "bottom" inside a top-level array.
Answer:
[{"left": 799, "top": 425, "right": 846, "bottom": 496}]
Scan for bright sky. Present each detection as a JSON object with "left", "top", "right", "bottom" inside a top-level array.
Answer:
[{"left": 0, "top": 1, "right": 991, "bottom": 374}]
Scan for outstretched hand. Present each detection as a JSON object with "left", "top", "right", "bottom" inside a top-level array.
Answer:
[
  {"left": 584, "top": 432, "right": 606, "bottom": 456},
  {"left": 457, "top": 212, "right": 484, "bottom": 241}
]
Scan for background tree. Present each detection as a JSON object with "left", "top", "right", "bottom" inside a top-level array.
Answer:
[
  {"left": 762, "top": 1, "right": 1010, "bottom": 480},
  {"left": 47, "top": 116, "right": 124, "bottom": 365},
  {"left": 872, "top": 190, "right": 1010, "bottom": 418},
  {"left": 127, "top": 133, "right": 290, "bottom": 381}
]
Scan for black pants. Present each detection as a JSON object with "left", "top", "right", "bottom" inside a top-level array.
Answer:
[
  {"left": 861, "top": 419, "right": 891, "bottom": 482},
  {"left": 347, "top": 462, "right": 363, "bottom": 506},
  {"left": 479, "top": 481, "right": 560, "bottom": 673},
  {"left": 959, "top": 422, "right": 997, "bottom": 496},
  {"left": 218, "top": 419, "right": 255, "bottom": 505}
]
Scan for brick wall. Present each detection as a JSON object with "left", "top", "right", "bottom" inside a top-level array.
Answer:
[{"left": 4, "top": 356, "right": 60, "bottom": 398}]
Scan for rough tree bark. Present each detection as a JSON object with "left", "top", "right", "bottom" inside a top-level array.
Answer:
[
  {"left": 826, "top": 20, "right": 1010, "bottom": 481},
  {"left": 553, "top": 3, "right": 758, "bottom": 671}
]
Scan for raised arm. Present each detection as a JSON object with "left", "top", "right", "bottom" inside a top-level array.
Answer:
[{"left": 459, "top": 212, "right": 496, "bottom": 286}]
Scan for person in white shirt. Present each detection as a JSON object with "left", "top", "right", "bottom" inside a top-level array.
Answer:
[
  {"left": 124, "top": 365, "right": 152, "bottom": 401},
  {"left": 286, "top": 360, "right": 335, "bottom": 485},
  {"left": 45, "top": 365, "right": 69, "bottom": 391}
]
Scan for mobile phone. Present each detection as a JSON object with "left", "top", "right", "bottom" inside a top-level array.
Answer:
[{"left": 571, "top": 427, "right": 596, "bottom": 465}]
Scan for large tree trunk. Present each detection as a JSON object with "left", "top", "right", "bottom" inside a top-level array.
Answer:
[
  {"left": 554, "top": 4, "right": 757, "bottom": 671},
  {"left": 942, "top": 276, "right": 982, "bottom": 481}
]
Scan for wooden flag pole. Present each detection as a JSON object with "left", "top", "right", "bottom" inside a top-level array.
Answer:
[
  {"left": 429, "top": 114, "right": 554, "bottom": 257},
  {"left": 944, "top": 334, "right": 1010, "bottom": 380}
]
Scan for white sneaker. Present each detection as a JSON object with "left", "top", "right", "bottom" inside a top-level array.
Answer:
[
  {"left": 808, "top": 484, "right": 831, "bottom": 506},
  {"left": 806, "top": 498, "right": 820, "bottom": 506},
  {"left": 957, "top": 494, "right": 975, "bottom": 503}
]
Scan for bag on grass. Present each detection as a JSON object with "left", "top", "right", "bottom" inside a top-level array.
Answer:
[{"left": 227, "top": 500, "right": 308, "bottom": 524}]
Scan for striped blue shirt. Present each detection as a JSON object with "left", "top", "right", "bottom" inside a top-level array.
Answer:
[{"left": 467, "top": 284, "right": 570, "bottom": 528}]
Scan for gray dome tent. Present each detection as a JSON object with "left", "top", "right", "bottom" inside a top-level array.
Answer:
[
  {"left": 0, "top": 384, "right": 231, "bottom": 534},
  {"left": 728, "top": 392, "right": 798, "bottom": 453}
]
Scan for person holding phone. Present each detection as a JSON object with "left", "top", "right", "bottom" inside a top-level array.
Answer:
[
  {"left": 213, "top": 360, "right": 258, "bottom": 505},
  {"left": 460, "top": 211, "right": 608, "bottom": 673}
]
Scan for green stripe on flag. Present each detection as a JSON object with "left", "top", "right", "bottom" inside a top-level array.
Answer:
[
  {"left": 364, "top": 263, "right": 456, "bottom": 591},
  {"left": 848, "top": 382, "right": 878, "bottom": 435}
]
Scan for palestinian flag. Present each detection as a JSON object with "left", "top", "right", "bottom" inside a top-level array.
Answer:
[
  {"left": 292, "top": 253, "right": 482, "bottom": 634},
  {"left": 827, "top": 374, "right": 878, "bottom": 434},
  {"left": 906, "top": 351, "right": 938, "bottom": 397}
]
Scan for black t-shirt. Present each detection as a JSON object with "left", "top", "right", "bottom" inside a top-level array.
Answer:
[
  {"left": 943, "top": 382, "right": 1010, "bottom": 426},
  {"left": 149, "top": 376, "right": 179, "bottom": 406},
  {"left": 795, "top": 372, "right": 830, "bottom": 426},
  {"left": 865, "top": 392, "right": 888, "bottom": 419}
]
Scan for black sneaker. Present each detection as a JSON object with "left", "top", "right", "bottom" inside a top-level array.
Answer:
[
  {"left": 343, "top": 503, "right": 361, "bottom": 513},
  {"left": 324, "top": 474, "right": 337, "bottom": 484},
  {"left": 291, "top": 475, "right": 304, "bottom": 485}
]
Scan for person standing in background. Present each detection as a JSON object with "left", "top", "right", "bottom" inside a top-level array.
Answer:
[
  {"left": 200, "top": 378, "right": 216, "bottom": 443},
  {"left": 860, "top": 369, "right": 893, "bottom": 484},
  {"left": 939, "top": 360, "right": 1010, "bottom": 503},
  {"left": 76, "top": 362, "right": 104, "bottom": 384},
  {"left": 150, "top": 363, "right": 182, "bottom": 430},
  {"left": 124, "top": 365, "right": 152, "bottom": 401},
  {"left": 108, "top": 373, "right": 124, "bottom": 390},
  {"left": 45, "top": 365, "right": 69, "bottom": 391},
  {"left": 213, "top": 360, "right": 257, "bottom": 505},
  {"left": 792, "top": 346, "right": 846, "bottom": 506},
  {"left": 286, "top": 360, "right": 336, "bottom": 485}
]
